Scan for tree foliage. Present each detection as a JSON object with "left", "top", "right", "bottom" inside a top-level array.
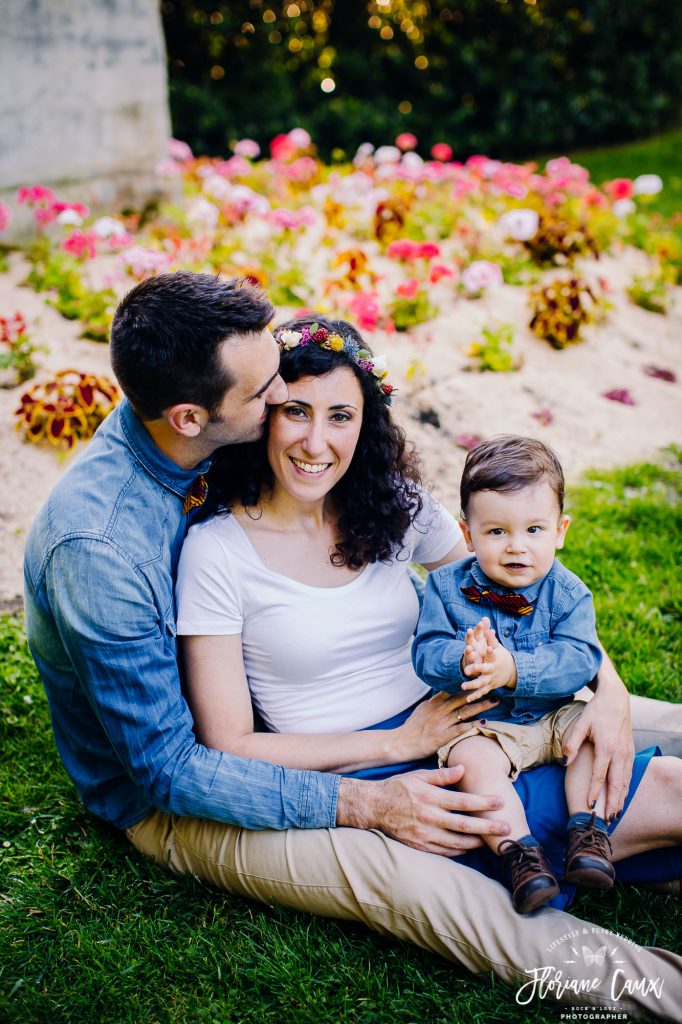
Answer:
[{"left": 163, "top": 1, "right": 682, "bottom": 159}]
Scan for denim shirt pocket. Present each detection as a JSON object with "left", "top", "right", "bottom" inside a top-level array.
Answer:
[{"left": 514, "top": 628, "right": 551, "bottom": 653}]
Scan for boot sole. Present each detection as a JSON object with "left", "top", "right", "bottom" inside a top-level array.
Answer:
[
  {"left": 564, "top": 868, "right": 614, "bottom": 889},
  {"left": 515, "top": 882, "right": 561, "bottom": 914}
]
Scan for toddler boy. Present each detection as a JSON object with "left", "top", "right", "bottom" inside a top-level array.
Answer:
[{"left": 412, "top": 435, "right": 616, "bottom": 913}]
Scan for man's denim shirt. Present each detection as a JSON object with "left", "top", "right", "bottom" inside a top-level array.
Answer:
[
  {"left": 23, "top": 399, "right": 339, "bottom": 831},
  {"left": 412, "top": 555, "right": 602, "bottom": 723}
]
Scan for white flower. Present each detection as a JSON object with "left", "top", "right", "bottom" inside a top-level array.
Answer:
[
  {"left": 56, "top": 209, "right": 83, "bottom": 227},
  {"left": 633, "top": 174, "right": 663, "bottom": 196},
  {"left": 371, "top": 354, "right": 389, "bottom": 377},
  {"left": 93, "top": 216, "right": 126, "bottom": 238},
  {"left": 288, "top": 127, "right": 311, "bottom": 150},
  {"left": 374, "top": 146, "right": 401, "bottom": 164},
  {"left": 353, "top": 142, "right": 375, "bottom": 162},
  {"left": 186, "top": 197, "right": 220, "bottom": 230},
  {"left": 498, "top": 208, "right": 539, "bottom": 241},
  {"left": 279, "top": 329, "right": 302, "bottom": 349},
  {"left": 202, "top": 174, "right": 232, "bottom": 200},
  {"left": 233, "top": 138, "right": 260, "bottom": 159},
  {"left": 461, "top": 260, "right": 503, "bottom": 293},
  {"left": 401, "top": 152, "right": 424, "bottom": 169},
  {"left": 613, "top": 198, "right": 636, "bottom": 218}
]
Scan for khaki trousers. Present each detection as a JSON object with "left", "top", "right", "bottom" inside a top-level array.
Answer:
[{"left": 126, "top": 695, "right": 682, "bottom": 1020}]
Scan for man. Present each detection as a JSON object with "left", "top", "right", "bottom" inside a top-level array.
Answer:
[{"left": 24, "top": 273, "right": 682, "bottom": 1018}]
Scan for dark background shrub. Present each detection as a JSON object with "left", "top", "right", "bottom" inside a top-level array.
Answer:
[{"left": 162, "top": 0, "right": 682, "bottom": 160}]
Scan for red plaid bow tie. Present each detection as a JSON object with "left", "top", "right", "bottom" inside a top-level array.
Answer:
[
  {"left": 183, "top": 474, "right": 208, "bottom": 515},
  {"left": 461, "top": 584, "right": 533, "bottom": 616}
]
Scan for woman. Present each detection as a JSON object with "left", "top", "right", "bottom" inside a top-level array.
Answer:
[{"left": 176, "top": 315, "right": 681, "bottom": 903}]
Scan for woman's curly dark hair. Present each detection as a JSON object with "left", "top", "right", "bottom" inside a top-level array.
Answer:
[{"left": 203, "top": 315, "right": 423, "bottom": 569}]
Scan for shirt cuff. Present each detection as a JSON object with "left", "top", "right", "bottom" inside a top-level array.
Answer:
[
  {"left": 299, "top": 769, "right": 341, "bottom": 829},
  {"left": 511, "top": 651, "right": 538, "bottom": 697}
]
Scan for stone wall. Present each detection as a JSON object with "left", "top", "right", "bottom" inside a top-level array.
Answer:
[{"left": 0, "top": 0, "right": 171, "bottom": 216}]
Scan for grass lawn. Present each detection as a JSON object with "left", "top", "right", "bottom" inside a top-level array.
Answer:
[{"left": 1, "top": 452, "right": 680, "bottom": 1024}]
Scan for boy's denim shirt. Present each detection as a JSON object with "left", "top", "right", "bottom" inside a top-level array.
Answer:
[
  {"left": 23, "top": 398, "right": 339, "bottom": 831},
  {"left": 412, "top": 555, "right": 603, "bottom": 723}
]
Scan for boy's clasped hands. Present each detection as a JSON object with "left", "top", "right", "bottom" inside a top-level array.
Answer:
[{"left": 460, "top": 616, "right": 518, "bottom": 702}]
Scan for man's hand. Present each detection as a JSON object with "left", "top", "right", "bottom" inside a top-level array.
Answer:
[
  {"left": 336, "top": 767, "right": 510, "bottom": 857},
  {"left": 562, "top": 652, "right": 634, "bottom": 820},
  {"left": 461, "top": 624, "right": 517, "bottom": 701}
]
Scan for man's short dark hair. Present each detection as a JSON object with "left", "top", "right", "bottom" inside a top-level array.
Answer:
[
  {"left": 460, "top": 435, "right": 565, "bottom": 517},
  {"left": 109, "top": 272, "right": 275, "bottom": 420}
]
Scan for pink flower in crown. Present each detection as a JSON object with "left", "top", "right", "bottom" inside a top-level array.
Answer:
[
  {"left": 461, "top": 260, "right": 503, "bottom": 293},
  {"left": 168, "top": 138, "right": 193, "bottom": 162},
  {"left": 395, "top": 132, "right": 418, "bottom": 151},
  {"left": 0, "top": 202, "right": 11, "bottom": 232},
  {"left": 431, "top": 142, "right": 453, "bottom": 162},
  {"left": 396, "top": 278, "right": 421, "bottom": 300},
  {"left": 60, "top": 230, "right": 97, "bottom": 260},
  {"left": 233, "top": 138, "right": 261, "bottom": 159}
]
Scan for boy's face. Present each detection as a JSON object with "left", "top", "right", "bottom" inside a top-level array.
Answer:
[{"left": 460, "top": 481, "right": 570, "bottom": 590}]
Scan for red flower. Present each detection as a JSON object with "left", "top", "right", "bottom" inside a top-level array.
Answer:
[
  {"left": 311, "top": 327, "right": 329, "bottom": 343},
  {"left": 431, "top": 143, "right": 452, "bottom": 162},
  {"left": 604, "top": 178, "right": 634, "bottom": 201},
  {"left": 602, "top": 388, "right": 635, "bottom": 406}
]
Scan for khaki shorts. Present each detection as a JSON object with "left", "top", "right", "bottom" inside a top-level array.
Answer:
[{"left": 437, "top": 700, "right": 587, "bottom": 780}]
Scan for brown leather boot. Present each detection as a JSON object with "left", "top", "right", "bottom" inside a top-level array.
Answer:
[
  {"left": 564, "top": 813, "right": 615, "bottom": 889},
  {"left": 499, "top": 839, "right": 560, "bottom": 913}
]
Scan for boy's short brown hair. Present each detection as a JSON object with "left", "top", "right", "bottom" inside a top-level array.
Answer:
[{"left": 460, "top": 435, "right": 565, "bottom": 517}]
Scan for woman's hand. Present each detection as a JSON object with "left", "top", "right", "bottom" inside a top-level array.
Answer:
[
  {"left": 562, "top": 650, "right": 634, "bottom": 820},
  {"left": 396, "top": 691, "right": 499, "bottom": 760}
]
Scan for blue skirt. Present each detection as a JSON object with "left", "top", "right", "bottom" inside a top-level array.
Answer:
[{"left": 348, "top": 703, "right": 682, "bottom": 910}]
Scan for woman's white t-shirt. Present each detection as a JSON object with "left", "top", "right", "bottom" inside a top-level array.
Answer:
[{"left": 176, "top": 492, "right": 461, "bottom": 734}]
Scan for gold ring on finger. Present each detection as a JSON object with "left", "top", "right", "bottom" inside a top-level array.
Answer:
[{"left": 455, "top": 709, "right": 463, "bottom": 723}]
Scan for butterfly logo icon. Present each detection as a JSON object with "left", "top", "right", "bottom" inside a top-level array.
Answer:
[{"left": 582, "top": 945, "right": 607, "bottom": 966}]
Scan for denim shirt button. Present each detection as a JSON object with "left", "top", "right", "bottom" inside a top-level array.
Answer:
[{"left": 503, "top": 628, "right": 511, "bottom": 637}]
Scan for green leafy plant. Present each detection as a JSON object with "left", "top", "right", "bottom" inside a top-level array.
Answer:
[
  {"left": 53, "top": 285, "right": 117, "bottom": 342},
  {"left": 626, "top": 273, "right": 670, "bottom": 314},
  {"left": 388, "top": 280, "right": 437, "bottom": 331},
  {"left": 14, "top": 370, "right": 120, "bottom": 451},
  {"left": 467, "top": 323, "right": 520, "bottom": 372},
  {"left": 529, "top": 276, "right": 606, "bottom": 349},
  {"left": 0, "top": 312, "right": 45, "bottom": 386}
]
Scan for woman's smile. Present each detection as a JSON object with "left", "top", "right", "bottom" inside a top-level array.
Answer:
[{"left": 267, "top": 367, "right": 364, "bottom": 505}]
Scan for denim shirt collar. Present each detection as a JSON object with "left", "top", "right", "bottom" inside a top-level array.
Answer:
[
  {"left": 469, "top": 558, "right": 554, "bottom": 602},
  {"left": 119, "top": 399, "right": 212, "bottom": 499}
]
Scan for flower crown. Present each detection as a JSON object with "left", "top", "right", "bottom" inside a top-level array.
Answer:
[{"left": 275, "top": 322, "right": 395, "bottom": 402}]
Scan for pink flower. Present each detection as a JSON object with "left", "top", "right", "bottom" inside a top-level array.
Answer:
[
  {"left": 604, "top": 178, "right": 634, "bottom": 201},
  {"left": 431, "top": 142, "right": 453, "bottom": 162},
  {"left": 119, "top": 246, "right": 173, "bottom": 279},
  {"left": 456, "top": 433, "right": 483, "bottom": 451},
  {"left": 270, "top": 133, "right": 298, "bottom": 162},
  {"left": 387, "top": 239, "right": 419, "bottom": 261},
  {"left": 233, "top": 138, "right": 261, "bottom": 159},
  {"left": 17, "top": 185, "right": 56, "bottom": 206},
  {"left": 417, "top": 242, "right": 441, "bottom": 260},
  {"left": 34, "top": 206, "right": 59, "bottom": 226},
  {"left": 643, "top": 365, "right": 676, "bottom": 383},
  {"left": 168, "top": 138, "right": 193, "bottom": 162},
  {"left": 288, "top": 127, "right": 312, "bottom": 150},
  {"left": 155, "top": 159, "right": 183, "bottom": 178},
  {"left": 396, "top": 278, "right": 421, "bottom": 300},
  {"left": 429, "top": 263, "right": 456, "bottom": 284},
  {"left": 60, "top": 230, "right": 97, "bottom": 260},
  {"left": 0, "top": 202, "right": 11, "bottom": 232},
  {"left": 395, "top": 132, "right": 418, "bottom": 151},
  {"left": 217, "top": 156, "right": 251, "bottom": 178},
  {"left": 602, "top": 388, "right": 635, "bottom": 406},
  {"left": 53, "top": 201, "right": 89, "bottom": 218},
  {"left": 461, "top": 260, "right": 503, "bottom": 293},
  {"left": 349, "top": 291, "right": 381, "bottom": 332},
  {"left": 531, "top": 408, "right": 554, "bottom": 426}
]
